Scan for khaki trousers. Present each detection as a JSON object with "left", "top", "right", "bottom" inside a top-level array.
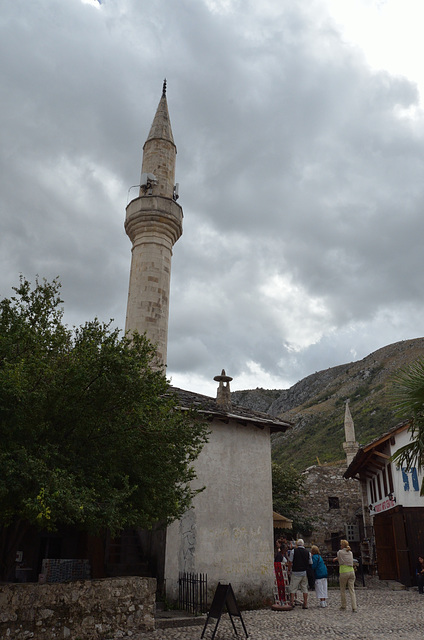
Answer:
[{"left": 339, "top": 571, "right": 357, "bottom": 611}]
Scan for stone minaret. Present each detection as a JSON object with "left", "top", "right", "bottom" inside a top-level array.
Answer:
[
  {"left": 125, "top": 81, "right": 183, "bottom": 366},
  {"left": 343, "top": 400, "right": 359, "bottom": 466}
]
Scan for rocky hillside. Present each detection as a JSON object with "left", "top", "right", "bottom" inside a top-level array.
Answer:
[{"left": 231, "top": 337, "right": 424, "bottom": 470}]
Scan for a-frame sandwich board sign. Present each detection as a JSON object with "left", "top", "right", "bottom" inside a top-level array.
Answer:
[{"left": 201, "top": 582, "right": 248, "bottom": 639}]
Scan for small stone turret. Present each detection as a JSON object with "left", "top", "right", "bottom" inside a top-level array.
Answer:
[
  {"left": 214, "top": 369, "right": 233, "bottom": 411},
  {"left": 125, "top": 81, "right": 183, "bottom": 366},
  {"left": 343, "top": 400, "right": 359, "bottom": 466}
]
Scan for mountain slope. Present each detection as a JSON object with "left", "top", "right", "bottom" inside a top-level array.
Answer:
[{"left": 231, "top": 337, "right": 424, "bottom": 470}]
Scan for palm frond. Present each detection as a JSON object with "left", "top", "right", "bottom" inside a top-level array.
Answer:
[{"left": 390, "top": 357, "right": 424, "bottom": 419}]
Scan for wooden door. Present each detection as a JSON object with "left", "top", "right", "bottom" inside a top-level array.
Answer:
[
  {"left": 404, "top": 508, "right": 424, "bottom": 586},
  {"left": 373, "top": 514, "right": 397, "bottom": 580},
  {"left": 392, "top": 510, "right": 411, "bottom": 586}
]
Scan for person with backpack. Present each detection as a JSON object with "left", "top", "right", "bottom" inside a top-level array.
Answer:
[{"left": 311, "top": 545, "right": 328, "bottom": 608}]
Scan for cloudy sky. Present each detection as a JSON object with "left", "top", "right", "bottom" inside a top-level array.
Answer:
[{"left": 2, "top": 0, "right": 424, "bottom": 397}]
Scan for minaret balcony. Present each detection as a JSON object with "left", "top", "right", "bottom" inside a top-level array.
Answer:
[{"left": 125, "top": 195, "right": 183, "bottom": 246}]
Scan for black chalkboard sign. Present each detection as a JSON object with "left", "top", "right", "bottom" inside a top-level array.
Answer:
[{"left": 201, "top": 583, "right": 248, "bottom": 639}]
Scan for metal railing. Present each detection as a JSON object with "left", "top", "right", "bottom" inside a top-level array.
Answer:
[{"left": 178, "top": 571, "right": 208, "bottom": 615}]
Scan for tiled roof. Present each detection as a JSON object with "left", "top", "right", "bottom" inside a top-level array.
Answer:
[
  {"left": 344, "top": 419, "right": 410, "bottom": 479},
  {"left": 170, "top": 387, "right": 292, "bottom": 433}
]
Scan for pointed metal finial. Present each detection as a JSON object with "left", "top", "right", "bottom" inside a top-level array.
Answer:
[{"left": 162, "top": 78, "right": 167, "bottom": 97}]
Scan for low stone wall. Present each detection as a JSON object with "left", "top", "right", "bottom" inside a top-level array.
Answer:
[{"left": 0, "top": 576, "right": 156, "bottom": 639}]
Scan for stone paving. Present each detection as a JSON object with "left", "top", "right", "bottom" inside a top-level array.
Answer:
[{"left": 129, "top": 584, "right": 424, "bottom": 640}]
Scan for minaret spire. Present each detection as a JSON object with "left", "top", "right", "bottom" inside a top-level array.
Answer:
[
  {"left": 144, "top": 84, "right": 175, "bottom": 151},
  {"left": 343, "top": 400, "right": 359, "bottom": 466},
  {"left": 124, "top": 84, "right": 183, "bottom": 367}
]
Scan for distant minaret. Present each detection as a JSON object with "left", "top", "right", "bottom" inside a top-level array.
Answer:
[
  {"left": 343, "top": 400, "right": 359, "bottom": 466},
  {"left": 125, "top": 81, "right": 183, "bottom": 366}
]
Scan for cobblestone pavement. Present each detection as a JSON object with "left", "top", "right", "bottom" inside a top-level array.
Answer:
[{"left": 130, "top": 586, "right": 424, "bottom": 640}]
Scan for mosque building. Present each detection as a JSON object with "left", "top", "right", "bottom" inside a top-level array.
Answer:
[{"left": 124, "top": 82, "right": 291, "bottom": 605}]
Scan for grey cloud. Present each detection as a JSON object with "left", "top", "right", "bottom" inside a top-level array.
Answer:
[{"left": 2, "top": 0, "right": 424, "bottom": 394}]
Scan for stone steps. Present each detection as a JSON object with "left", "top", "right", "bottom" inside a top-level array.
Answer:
[{"left": 155, "top": 612, "right": 205, "bottom": 630}]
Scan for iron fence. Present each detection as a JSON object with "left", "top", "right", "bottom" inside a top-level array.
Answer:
[{"left": 178, "top": 571, "right": 208, "bottom": 615}]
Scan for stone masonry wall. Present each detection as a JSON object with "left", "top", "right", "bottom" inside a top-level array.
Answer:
[
  {"left": 300, "top": 463, "right": 362, "bottom": 554},
  {"left": 0, "top": 576, "right": 156, "bottom": 640}
]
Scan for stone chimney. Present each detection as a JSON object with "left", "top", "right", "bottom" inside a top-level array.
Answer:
[
  {"left": 214, "top": 369, "right": 233, "bottom": 411},
  {"left": 343, "top": 400, "right": 359, "bottom": 467}
]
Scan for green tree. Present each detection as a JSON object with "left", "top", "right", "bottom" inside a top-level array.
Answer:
[
  {"left": 0, "top": 277, "right": 208, "bottom": 579},
  {"left": 272, "top": 462, "right": 315, "bottom": 536},
  {"left": 390, "top": 357, "right": 424, "bottom": 493}
]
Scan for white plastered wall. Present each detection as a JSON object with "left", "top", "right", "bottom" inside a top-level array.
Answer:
[
  {"left": 391, "top": 429, "right": 424, "bottom": 508},
  {"left": 164, "top": 417, "right": 275, "bottom": 606},
  {"left": 366, "top": 428, "right": 424, "bottom": 511}
]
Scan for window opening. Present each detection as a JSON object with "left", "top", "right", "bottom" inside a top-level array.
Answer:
[
  {"left": 328, "top": 497, "right": 340, "bottom": 509},
  {"left": 331, "top": 533, "right": 340, "bottom": 552},
  {"left": 376, "top": 474, "right": 382, "bottom": 501},
  {"left": 382, "top": 466, "right": 388, "bottom": 496},
  {"left": 411, "top": 467, "right": 419, "bottom": 491},
  {"left": 401, "top": 468, "right": 410, "bottom": 491},
  {"left": 387, "top": 464, "right": 394, "bottom": 493},
  {"left": 369, "top": 479, "right": 375, "bottom": 503}
]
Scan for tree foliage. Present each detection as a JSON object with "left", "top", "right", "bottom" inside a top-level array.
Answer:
[
  {"left": 390, "top": 358, "right": 424, "bottom": 493},
  {"left": 272, "top": 462, "right": 314, "bottom": 536},
  {"left": 0, "top": 277, "right": 208, "bottom": 552}
]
